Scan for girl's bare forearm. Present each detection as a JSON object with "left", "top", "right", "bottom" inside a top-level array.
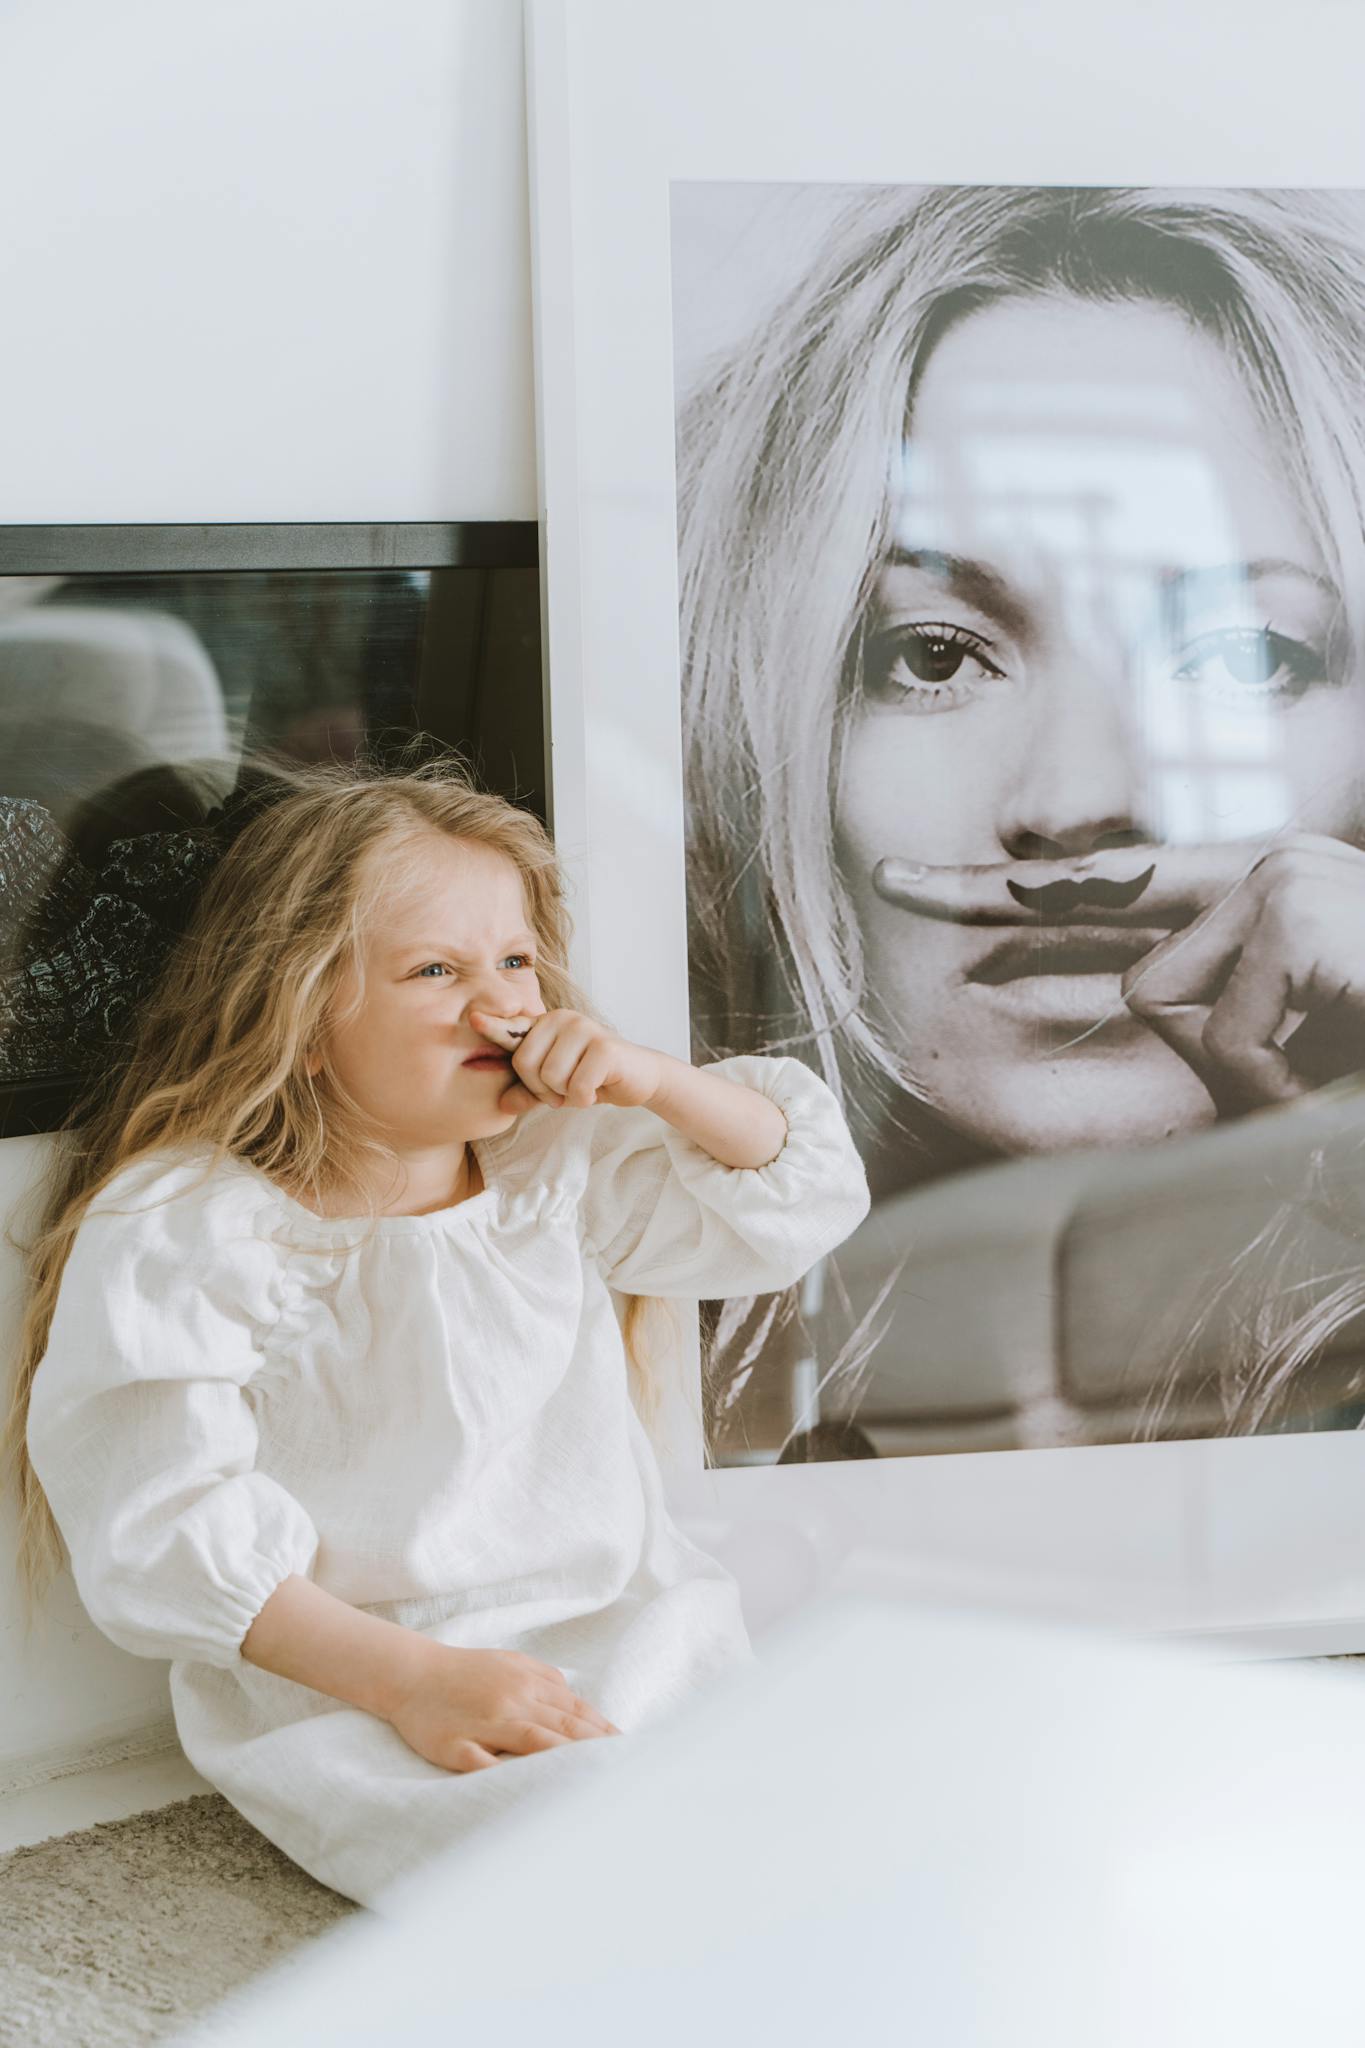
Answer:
[
  {"left": 240, "top": 1573, "right": 434, "bottom": 1721},
  {"left": 644, "top": 1056, "right": 788, "bottom": 1169}
]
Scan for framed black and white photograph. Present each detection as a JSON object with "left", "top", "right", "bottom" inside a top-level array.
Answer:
[
  {"left": 526, "top": 0, "right": 1365, "bottom": 1646},
  {"left": 673, "top": 179, "right": 1365, "bottom": 1469}
]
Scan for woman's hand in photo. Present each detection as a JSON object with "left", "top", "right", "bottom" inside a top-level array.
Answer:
[
  {"left": 470, "top": 1008, "right": 667, "bottom": 1115},
  {"left": 1080, "top": 832, "right": 1365, "bottom": 1109},
  {"left": 875, "top": 833, "right": 1365, "bottom": 1111},
  {"left": 385, "top": 1643, "right": 621, "bottom": 1774},
  {"left": 1116, "top": 832, "right": 1365, "bottom": 1110}
]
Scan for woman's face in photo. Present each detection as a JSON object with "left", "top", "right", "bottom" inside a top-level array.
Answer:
[{"left": 834, "top": 292, "right": 1365, "bottom": 1159}]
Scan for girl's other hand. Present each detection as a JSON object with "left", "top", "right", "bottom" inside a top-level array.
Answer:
[
  {"left": 385, "top": 1642, "right": 622, "bottom": 1774},
  {"left": 471, "top": 1008, "right": 666, "bottom": 1116}
]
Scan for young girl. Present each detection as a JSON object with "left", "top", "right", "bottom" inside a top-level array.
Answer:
[{"left": 5, "top": 761, "right": 869, "bottom": 1910}]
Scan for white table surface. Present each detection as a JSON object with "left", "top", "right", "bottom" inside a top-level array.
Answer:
[{"left": 177, "top": 1587, "right": 1365, "bottom": 2047}]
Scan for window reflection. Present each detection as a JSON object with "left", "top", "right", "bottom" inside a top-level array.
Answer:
[{"left": 0, "top": 553, "right": 544, "bottom": 1127}]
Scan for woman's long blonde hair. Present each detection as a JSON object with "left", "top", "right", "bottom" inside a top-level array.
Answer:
[
  {"left": 2, "top": 755, "right": 675, "bottom": 1616},
  {"left": 678, "top": 183, "right": 1365, "bottom": 1439}
]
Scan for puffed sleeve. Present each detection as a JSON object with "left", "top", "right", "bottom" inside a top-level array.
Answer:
[
  {"left": 579, "top": 1053, "right": 870, "bottom": 1297},
  {"left": 25, "top": 1155, "right": 320, "bottom": 1668}
]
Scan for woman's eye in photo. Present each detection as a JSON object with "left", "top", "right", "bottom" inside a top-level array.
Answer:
[
  {"left": 416, "top": 962, "right": 451, "bottom": 978},
  {"left": 861, "top": 621, "right": 1007, "bottom": 712},
  {"left": 500, "top": 954, "right": 533, "bottom": 970},
  {"left": 1172, "top": 625, "right": 1329, "bottom": 705}
]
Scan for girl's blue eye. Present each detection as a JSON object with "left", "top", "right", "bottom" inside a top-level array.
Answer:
[{"left": 415, "top": 955, "right": 534, "bottom": 978}]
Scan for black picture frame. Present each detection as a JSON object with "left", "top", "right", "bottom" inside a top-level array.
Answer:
[{"left": 0, "top": 524, "right": 538, "bottom": 574}]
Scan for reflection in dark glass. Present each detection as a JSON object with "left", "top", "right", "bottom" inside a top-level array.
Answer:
[{"left": 0, "top": 551, "right": 544, "bottom": 1133}]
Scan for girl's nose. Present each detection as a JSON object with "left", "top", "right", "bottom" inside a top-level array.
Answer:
[
  {"left": 465, "top": 970, "right": 541, "bottom": 1022},
  {"left": 466, "top": 987, "right": 519, "bottom": 1020},
  {"left": 997, "top": 649, "right": 1154, "bottom": 862}
]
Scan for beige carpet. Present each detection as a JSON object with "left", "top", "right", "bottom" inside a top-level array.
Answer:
[{"left": 0, "top": 1792, "right": 359, "bottom": 2047}]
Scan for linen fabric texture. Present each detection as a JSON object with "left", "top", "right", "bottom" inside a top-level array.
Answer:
[{"left": 25, "top": 1055, "right": 869, "bottom": 1907}]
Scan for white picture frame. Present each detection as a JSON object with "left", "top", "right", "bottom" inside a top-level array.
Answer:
[{"left": 524, "top": 0, "right": 1365, "bottom": 1653}]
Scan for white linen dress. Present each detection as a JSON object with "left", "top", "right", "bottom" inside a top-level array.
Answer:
[{"left": 26, "top": 1054, "right": 869, "bottom": 1909}]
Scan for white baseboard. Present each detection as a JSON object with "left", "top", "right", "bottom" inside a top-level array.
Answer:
[{"left": 0, "top": 1709, "right": 181, "bottom": 1798}]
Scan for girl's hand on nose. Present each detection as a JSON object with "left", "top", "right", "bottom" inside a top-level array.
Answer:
[{"left": 469, "top": 1009, "right": 667, "bottom": 1115}]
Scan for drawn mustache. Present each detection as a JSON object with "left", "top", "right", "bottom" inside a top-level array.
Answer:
[
  {"left": 1004, "top": 864, "right": 1157, "bottom": 916},
  {"left": 873, "top": 854, "right": 1175, "bottom": 925}
]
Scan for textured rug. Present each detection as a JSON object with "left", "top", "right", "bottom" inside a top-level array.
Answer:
[{"left": 0, "top": 1792, "right": 359, "bottom": 2047}]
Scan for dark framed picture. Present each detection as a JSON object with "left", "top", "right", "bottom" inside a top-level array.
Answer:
[{"left": 0, "top": 523, "right": 543, "bottom": 1135}]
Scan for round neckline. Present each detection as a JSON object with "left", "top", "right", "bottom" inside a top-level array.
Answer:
[{"left": 232, "top": 1139, "right": 501, "bottom": 1236}]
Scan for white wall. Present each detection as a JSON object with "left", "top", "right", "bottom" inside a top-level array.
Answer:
[{"left": 0, "top": 0, "right": 536, "bottom": 523}]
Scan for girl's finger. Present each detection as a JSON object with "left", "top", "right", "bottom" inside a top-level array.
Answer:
[
  {"left": 561, "top": 1693, "right": 619, "bottom": 1735},
  {"left": 445, "top": 1741, "right": 504, "bottom": 1773},
  {"left": 496, "top": 1079, "right": 541, "bottom": 1117},
  {"left": 544, "top": 1712, "right": 616, "bottom": 1744},
  {"left": 469, "top": 1010, "right": 539, "bottom": 1053},
  {"left": 537, "top": 1020, "right": 603, "bottom": 1099},
  {"left": 558, "top": 1044, "right": 615, "bottom": 1109},
  {"left": 498, "top": 1722, "right": 574, "bottom": 1755},
  {"left": 524, "top": 1656, "right": 572, "bottom": 1684},
  {"left": 533, "top": 1683, "right": 619, "bottom": 1736},
  {"left": 509, "top": 1020, "right": 567, "bottom": 1106}
]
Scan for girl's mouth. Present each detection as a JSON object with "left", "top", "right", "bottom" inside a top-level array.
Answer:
[{"left": 463, "top": 1052, "right": 513, "bottom": 1070}]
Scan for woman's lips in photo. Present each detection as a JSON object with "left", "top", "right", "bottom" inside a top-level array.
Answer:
[
  {"left": 963, "top": 926, "right": 1164, "bottom": 1028},
  {"left": 463, "top": 1051, "right": 514, "bottom": 1071},
  {"left": 872, "top": 856, "right": 1189, "bottom": 1029}
]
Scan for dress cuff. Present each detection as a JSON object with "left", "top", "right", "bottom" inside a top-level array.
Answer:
[{"left": 660, "top": 1053, "right": 868, "bottom": 1228}]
